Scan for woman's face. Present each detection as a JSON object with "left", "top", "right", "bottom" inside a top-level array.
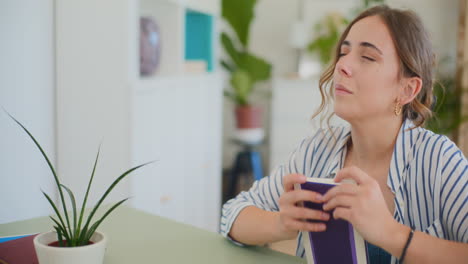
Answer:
[{"left": 333, "top": 15, "right": 403, "bottom": 123}]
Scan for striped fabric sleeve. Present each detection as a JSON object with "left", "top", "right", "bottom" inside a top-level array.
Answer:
[
  {"left": 439, "top": 142, "right": 468, "bottom": 243},
  {"left": 219, "top": 133, "right": 318, "bottom": 244}
]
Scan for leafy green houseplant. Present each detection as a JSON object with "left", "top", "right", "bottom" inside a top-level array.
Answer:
[
  {"left": 307, "top": 13, "right": 348, "bottom": 67},
  {"left": 426, "top": 75, "right": 468, "bottom": 139},
  {"left": 8, "top": 113, "right": 150, "bottom": 264},
  {"left": 221, "top": 0, "right": 272, "bottom": 130},
  {"left": 307, "top": 0, "right": 385, "bottom": 67}
]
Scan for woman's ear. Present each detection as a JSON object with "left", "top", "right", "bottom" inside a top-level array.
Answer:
[{"left": 400, "top": 77, "right": 422, "bottom": 105}]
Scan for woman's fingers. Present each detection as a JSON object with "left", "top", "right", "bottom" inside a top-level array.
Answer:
[
  {"left": 323, "top": 194, "right": 354, "bottom": 211},
  {"left": 280, "top": 189, "right": 324, "bottom": 206},
  {"left": 284, "top": 206, "right": 330, "bottom": 221},
  {"left": 332, "top": 207, "right": 352, "bottom": 222},
  {"left": 322, "top": 183, "right": 358, "bottom": 202},
  {"left": 284, "top": 218, "right": 327, "bottom": 232},
  {"left": 283, "top": 174, "right": 307, "bottom": 192},
  {"left": 335, "top": 166, "right": 368, "bottom": 185}
]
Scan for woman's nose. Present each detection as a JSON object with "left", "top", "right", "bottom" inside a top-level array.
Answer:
[{"left": 336, "top": 57, "right": 352, "bottom": 77}]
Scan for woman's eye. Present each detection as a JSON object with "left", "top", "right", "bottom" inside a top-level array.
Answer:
[
  {"left": 338, "top": 53, "right": 346, "bottom": 57},
  {"left": 362, "top": 56, "right": 376, "bottom": 62}
]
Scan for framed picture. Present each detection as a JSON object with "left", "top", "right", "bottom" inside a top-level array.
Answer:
[{"left": 140, "top": 16, "right": 161, "bottom": 76}]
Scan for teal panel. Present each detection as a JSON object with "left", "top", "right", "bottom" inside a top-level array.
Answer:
[{"left": 185, "top": 10, "right": 213, "bottom": 72}]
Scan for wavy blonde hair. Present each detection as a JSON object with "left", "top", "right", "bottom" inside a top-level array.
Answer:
[{"left": 313, "top": 5, "right": 435, "bottom": 129}]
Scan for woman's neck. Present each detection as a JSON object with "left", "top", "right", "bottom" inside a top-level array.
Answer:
[{"left": 347, "top": 117, "right": 403, "bottom": 169}]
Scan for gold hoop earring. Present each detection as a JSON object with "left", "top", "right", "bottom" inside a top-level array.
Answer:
[{"left": 394, "top": 102, "right": 402, "bottom": 116}]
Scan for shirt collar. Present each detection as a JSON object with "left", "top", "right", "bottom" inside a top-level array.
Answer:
[
  {"left": 326, "top": 119, "right": 416, "bottom": 194},
  {"left": 327, "top": 126, "right": 352, "bottom": 177},
  {"left": 387, "top": 119, "right": 417, "bottom": 193}
]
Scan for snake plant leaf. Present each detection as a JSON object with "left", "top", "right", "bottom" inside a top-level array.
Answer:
[
  {"left": 7, "top": 112, "right": 152, "bottom": 246},
  {"left": 53, "top": 226, "right": 64, "bottom": 247},
  {"left": 76, "top": 145, "right": 101, "bottom": 240},
  {"left": 83, "top": 198, "right": 129, "bottom": 244},
  {"left": 60, "top": 184, "right": 77, "bottom": 238},
  {"left": 221, "top": 0, "right": 257, "bottom": 47},
  {"left": 50, "top": 217, "right": 70, "bottom": 245},
  {"left": 221, "top": 32, "right": 242, "bottom": 66},
  {"left": 81, "top": 161, "right": 154, "bottom": 237},
  {"left": 42, "top": 190, "right": 71, "bottom": 239},
  {"left": 6, "top": 112, "right": 72, "bottom": 233}
]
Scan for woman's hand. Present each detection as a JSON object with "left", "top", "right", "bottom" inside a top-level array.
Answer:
[
  {"left": 322, "top": 166, "right": 398, "bottom": 247},
  {"left": 276, "top": 174, "right": 330, "bottom": 241}
]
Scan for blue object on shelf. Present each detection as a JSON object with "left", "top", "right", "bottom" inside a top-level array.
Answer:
[
  {"left": 250, "top": 151, "right": 263, "bottom": 181},
  {"left": 227, "top": 142, "right": 264, "bottom": 199},
  {"left": 0, "top": 235, "right": 31, "bottom": 243},
  {"left": 185, "top": 9, "right": 213, "bottom": 72}
]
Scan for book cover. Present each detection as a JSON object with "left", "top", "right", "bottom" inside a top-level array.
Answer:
[
  {"left": 0, "top": 234, "right": 39, "bottom": 264},
  {"left": 295, "top": 178, "right": 368, "bottom": 264}
]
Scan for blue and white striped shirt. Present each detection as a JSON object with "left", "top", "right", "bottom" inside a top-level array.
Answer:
[{"left": 220, "top": 120, "right": 468, "bottom": 263}]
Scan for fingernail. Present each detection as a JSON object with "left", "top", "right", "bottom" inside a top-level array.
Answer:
[
  {"left": 316, "top": 194, "right": 323, "bottom": 202},
  {"left": 322, "top": 213, "right": 330, "bottom": 220},
  {"left": 319, "top": 224, "right": 326, "bottom": 231}
]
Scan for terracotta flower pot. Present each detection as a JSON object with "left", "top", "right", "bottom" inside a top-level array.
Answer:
[
  {"left": 33, "top": 231, "right": 107, "bottom": 264},
  {"left": 235, "top": 105, "right": 262, "bottom": 129}
]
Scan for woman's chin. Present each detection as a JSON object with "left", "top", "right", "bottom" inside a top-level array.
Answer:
[{"left": 334, "top": 106, "right": 353, "bottom": 122}]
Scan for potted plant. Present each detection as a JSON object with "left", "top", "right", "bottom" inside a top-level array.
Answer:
[
  {"left": 307, "top": 12, "right": 348, "bottom": 67},
  {"left": 7, "top": 113, "right": 151, "bottom": 264},
  {"left": 426, "top": 68, "right": 468, "bottom": 140},
  {"left": 220, "top": 0, "right": 272, "bottom": 141},
  {"left": 307, "top": 0, "right": 385, "bottom": 67}
]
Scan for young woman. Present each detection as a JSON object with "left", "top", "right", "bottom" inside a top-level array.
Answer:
[{"left": 220, "top": 5, "right": 468, "bottom": 264}]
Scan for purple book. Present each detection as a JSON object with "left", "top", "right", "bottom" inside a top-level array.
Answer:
[{"left": 295, "top": 178, "right": 368, "bottom": 264}]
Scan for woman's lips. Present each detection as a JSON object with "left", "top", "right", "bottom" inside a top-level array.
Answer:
[{"left": 335, "top": 84, "right": 353, "bottom": 95}]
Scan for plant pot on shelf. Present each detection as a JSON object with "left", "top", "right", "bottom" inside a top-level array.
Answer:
[
  {"left": 234, "top": 105, "right": 264, "bottom": 145},
  {"left": 33, "top": 231, "right": 107, "bottom": 264}
]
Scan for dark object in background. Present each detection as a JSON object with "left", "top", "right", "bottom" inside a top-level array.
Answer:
[{"left": 140, "top": 17, "right": 161, "bottom": 76}]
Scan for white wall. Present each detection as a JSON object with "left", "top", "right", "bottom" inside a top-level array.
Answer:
[
  {"left": 55, "top": 0, "right": 132, "bottom": 206},
  {"left": 0, "top": 0, "right": 56, "bottom": 223}
]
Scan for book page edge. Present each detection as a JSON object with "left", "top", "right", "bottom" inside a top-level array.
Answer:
[
  {"left": 353, "top": 228, "right": 368, "bottom": 264},
  {"left": 302, "top": 231, "right": 315, "bottom": 264}
]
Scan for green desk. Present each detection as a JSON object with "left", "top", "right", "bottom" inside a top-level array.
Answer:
[{"left": 0, "top": 206, "right": 305, "bottom": 263}]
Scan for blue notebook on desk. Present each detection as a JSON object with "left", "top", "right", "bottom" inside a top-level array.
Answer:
[
  {"left": 295, "top": 178, "right": 368, "bottom": 264},
  {"left": 0, "top": 234, "right": 33, "bottom": 243}
]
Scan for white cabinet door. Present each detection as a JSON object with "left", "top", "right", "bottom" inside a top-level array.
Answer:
[
  {"left": 131, "top": 75, "right": 222, "bottom": 232},
  {"left": 131, "top": 78, "right": 186, "bottom": 222}
]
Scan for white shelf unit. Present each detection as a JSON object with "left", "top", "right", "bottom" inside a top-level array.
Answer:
[
  {"left": 139, "top": 0, "right": 184, "bottom": 76},
  {"left": 129, "top": 0, "right": 223, "bottom": 232},
  {"left": 134, "top": 0, "right": 219, "bottom": 78},
  {"left": 56, "top": 0, "right": 222, "bottom": 233}
]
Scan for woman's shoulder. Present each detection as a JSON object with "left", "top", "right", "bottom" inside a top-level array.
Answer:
[
  {"left": 410, "top": 126, "right": 467, "bottom": 168},
  {"left": 411, "top": 126, "right": 460, "bottom": 155}
]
